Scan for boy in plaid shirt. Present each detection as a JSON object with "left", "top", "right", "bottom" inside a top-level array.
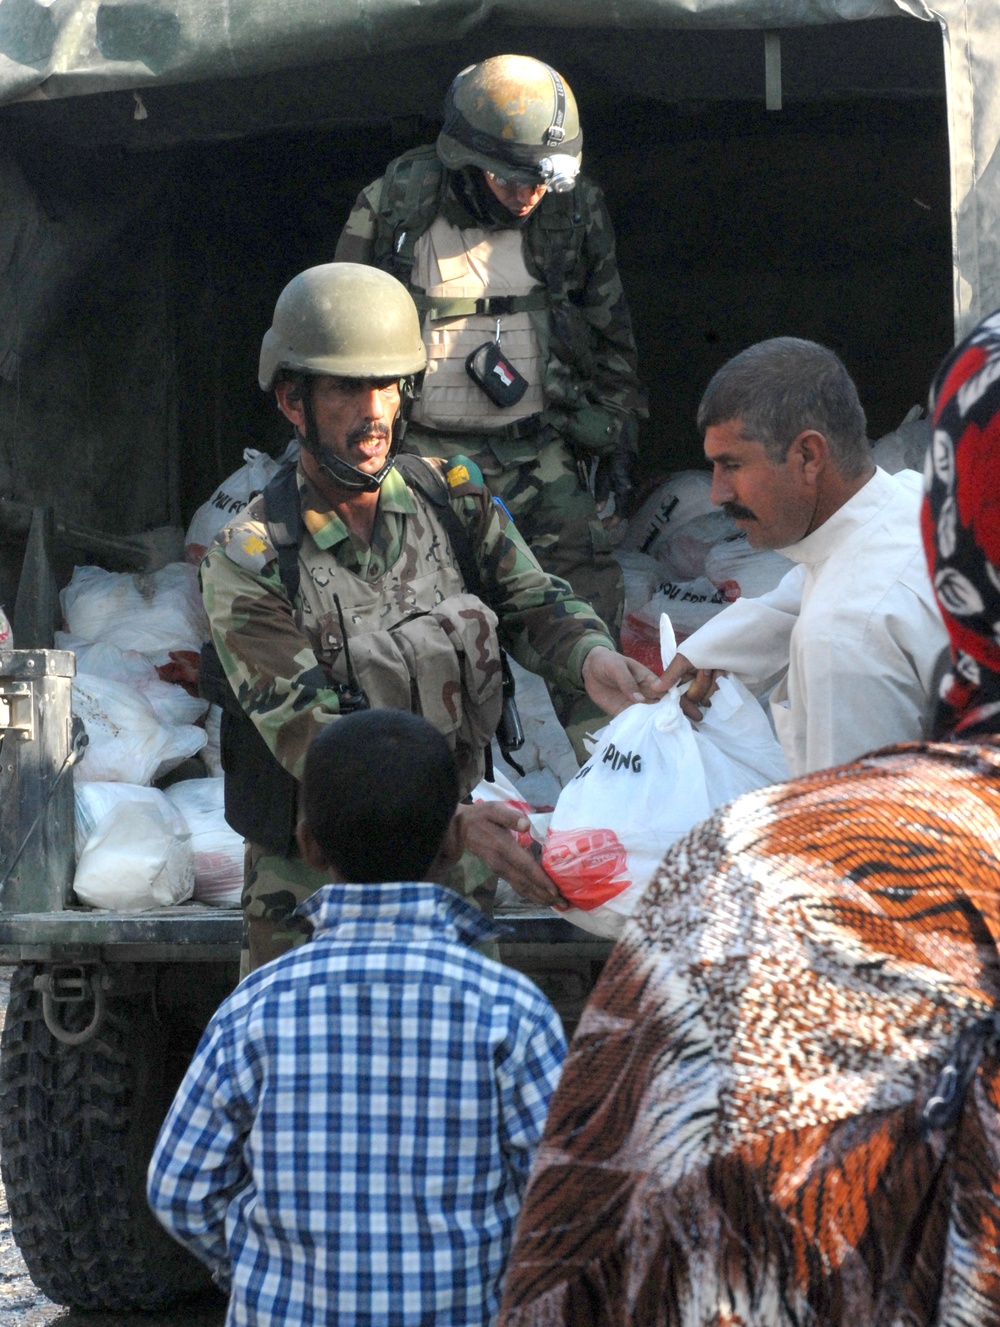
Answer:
[{"left": 147, "top": 709, "right": 566, "bottom": 1327}]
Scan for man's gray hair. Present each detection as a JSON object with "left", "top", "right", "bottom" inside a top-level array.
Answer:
[{"left": 697, "top": 338, "right": 870, "bottom": 478}]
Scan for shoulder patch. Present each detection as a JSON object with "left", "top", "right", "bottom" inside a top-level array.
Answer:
[
  {"left": 216, "top": 514, "right": 278, "bottom": 574},
  {"left": 445, "top": 455, "right": 484, "bottom": 491}
]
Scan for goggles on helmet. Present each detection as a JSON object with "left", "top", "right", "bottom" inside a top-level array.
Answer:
[
  {"left": 537, "top": 154, "right": 580, "bottom": 193},
  {"left": 487, "top": 153, "right": 579, "bottom": 195}
]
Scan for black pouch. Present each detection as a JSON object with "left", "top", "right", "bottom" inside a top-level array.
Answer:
[{"left": 465, "top": 341, "right": 529, "bottom": 408}]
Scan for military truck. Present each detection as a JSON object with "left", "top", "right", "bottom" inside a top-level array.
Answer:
[{"left": 0, "top": 0, "right": 995, "bottom": 1310}]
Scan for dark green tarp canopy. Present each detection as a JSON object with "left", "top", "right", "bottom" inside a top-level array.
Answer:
[
  {"left": 0, "top": 0, "right": 904, "bottom": 107},
  {"left": 1, "top": 0, "right": 996, "bottom": 337}
]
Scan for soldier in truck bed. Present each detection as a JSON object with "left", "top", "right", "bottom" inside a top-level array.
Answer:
[
  {"left": 200, "top": 262, "right": 662, "bottom": 973},
  {"left": 334, "top": 55, "right": 647, "bottom": 757}
]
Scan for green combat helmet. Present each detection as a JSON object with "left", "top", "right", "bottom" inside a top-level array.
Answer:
[
  {"left": 436, "top": 54, "right": 583, "bottom": 193},
  {"left": 259, "top": 263, "right": 427, "bottom": 492}
]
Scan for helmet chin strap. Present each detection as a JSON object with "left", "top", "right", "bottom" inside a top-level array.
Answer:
[
  {"left": 300, "top": 379, "right": 414, "bottom": 494},
  {"left": 313, "top": 436, "right": 399, "bottom": 494}
]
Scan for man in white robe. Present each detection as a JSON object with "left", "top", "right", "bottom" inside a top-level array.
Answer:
[{"left": 661, "top": 337, "right": 948, "bottom": 776}]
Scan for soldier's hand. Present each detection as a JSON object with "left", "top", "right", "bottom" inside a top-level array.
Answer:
[
  {"left": 659, "top": 651, "right": 721, "bottom": 723},
  {"left": 581, "top": 645, "right": 663, "bottom": 717},
  {"left": 454, "top": 802, "right": 565, "bottom": 907}
]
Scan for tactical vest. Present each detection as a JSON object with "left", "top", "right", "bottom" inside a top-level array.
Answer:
[
  {"left": 292, "top": 469, "right": 503, "bottom": 779},
  {"left": 201, "top": 455, "right": 503, "bottom": 854},
  {"left": 410, "top": 215, "right": 547, "bottom": 430},
  {"left": 369, "top": 147, "right": 598, "bottom": 410}
]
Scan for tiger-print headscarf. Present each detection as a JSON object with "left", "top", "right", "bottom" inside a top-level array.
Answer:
[{"left": 923, "top": 309, "right": 1000, "bottom": 737}]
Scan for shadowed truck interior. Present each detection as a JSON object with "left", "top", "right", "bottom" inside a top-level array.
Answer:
[{"left": 0, "top": 17, "right": 949, "bottom": 605}]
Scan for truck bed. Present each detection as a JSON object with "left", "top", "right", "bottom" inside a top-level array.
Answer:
[{"left": 0, "top": 903, "right": 609, "bottom": 963}]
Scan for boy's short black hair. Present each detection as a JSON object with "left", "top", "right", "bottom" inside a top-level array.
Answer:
[{"left": 301, "top": 710, "right": 459, "bottom": 883}]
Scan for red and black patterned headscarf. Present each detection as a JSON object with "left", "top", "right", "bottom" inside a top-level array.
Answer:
[{"left": 922, "top": 309, "right": 1000, "bottom": 737}]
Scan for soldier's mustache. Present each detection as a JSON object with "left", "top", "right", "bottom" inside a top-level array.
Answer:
[
  {"left": 721, "top": 501, "right": 756, "bottom": 522},
  {"left": 347, "top": 423, "right": 391, "bottom": 444}
]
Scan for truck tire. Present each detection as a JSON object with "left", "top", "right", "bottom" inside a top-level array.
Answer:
[{"left": 0, "top": 963, "right": 214, "bottom": 1311}]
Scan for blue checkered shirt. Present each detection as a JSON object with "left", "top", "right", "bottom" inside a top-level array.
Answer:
[{"left": 147, "top": 883, "right": 566, "bottom": 1327}]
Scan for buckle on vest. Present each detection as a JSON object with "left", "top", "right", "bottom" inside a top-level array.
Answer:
[{"left": 475, "top": 296, "right": 515, "bottom": 316}]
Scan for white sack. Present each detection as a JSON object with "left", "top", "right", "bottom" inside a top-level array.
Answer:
[
  {"left": 542, "top": 615, "right": 787, "bottom": 939},
  {"left": 75, "top": 782, "right": 166, "bottom": 856},
  {"left": 704, "top": 532, "right": 794, "bottom": 599},
  {"left": 622, "top": 471, "right": 717, "bottom": 560},
  {"left": 73, "top": 800, "right": 194, "bottom": 911},
  {"left": 660, "top": 509, "right": 737, "bottom": 580},
  {"left": 73, "top": 674, "right": 206, "bottom": 786},
  {"left": 871, "top": 406, "right": 932, "bottom": 476},
  {"left": 637, "top": 576, "right": 734, "bottom": 638},
  {"left": 60, "top": 562, "right": 209, "bottom": 665},
  {"left": 165, "top": 778, "right": 243, "bottom": 906},
  {"left": 58, "top": 633, "right": 158, "bottom": 688},
  {"left": 0, "top": 606, "right": 12, "bottom": 656},
  {"left": 60, "top": 634, "right": 208, "bottom": 727},
  {"left": 615, "top": 548, "right": 667, "bottom": 615},
  {"left": 184, "top": 447, "right": 284, "bottom": 563},
  {"left": 142, "top": 681, "right": 209, "bottom": 728},
  {"left": 202, "top": 704, "right": 224, "bottom": 778}
]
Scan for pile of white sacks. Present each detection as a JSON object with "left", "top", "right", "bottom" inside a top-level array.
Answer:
[
  {"left": 62, "top": 562, "right": 243, "bottom": 911},
  {"left": 56, "top": 448, "right": 300, "bottom": 915},
  {"left": 615, "top": 470, "right": 795, "bottom": 668}
]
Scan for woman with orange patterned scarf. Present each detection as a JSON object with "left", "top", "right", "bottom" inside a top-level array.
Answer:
[{"left": 498, "top": 314, "right": 1000, "bottom": 1327}]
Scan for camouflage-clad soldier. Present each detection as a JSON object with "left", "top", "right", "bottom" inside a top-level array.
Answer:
[
  {"left": 334, "top": 55, "right": 647, "bottom": 757},
  {"left": 200, "top": 263, "right": 661, "bottom": 972}
]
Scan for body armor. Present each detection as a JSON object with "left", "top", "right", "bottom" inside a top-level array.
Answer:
[{"left": 410, "top": 215, "right": 547, "bottom": 430}]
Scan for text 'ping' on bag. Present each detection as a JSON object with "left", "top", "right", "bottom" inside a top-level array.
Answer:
[{"left": 542, "top": 614, "right": 788, "bottom": 938}]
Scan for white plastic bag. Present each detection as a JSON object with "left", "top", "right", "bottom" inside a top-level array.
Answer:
[
  {"left": 622, "top": 471, "right": 718, "bottom": 560},
  {"left": 60, "top": 563, "right": 209, "bottom": 665},
  {"left": 703, "top": 533, "right": 794, "bottom": 600},
  {"left": 75, "top": 782, "right": 167, "bottom": 855},
  {"left": 542, "top": 615, "right": 787, "bottom": 938},
  {"left": 660, "top": 509, "right": 736, "bottom": 580},
  {"left": 165, "top": 778, "right": 243, "bottom": 906},
  {"left": 72, "top": 675, "right": 207, "bottom": 785},
  {"left": 73, "top": 799, "right": 194, "bottom": 911},
  {"left": 184, "top": 448, "right": 284, "bottom": 563},
  {"left": 60, "top": 634, "right": 208, "bottom": 727},
  {"left": 0, "top": 605, "right": 12, "bottom": 657},
  {"left": 614, "top": 548, "right": 667, "bottom": 615},
  {"left": 871, "top": 406, "right": 931, "bottom": 476},
  {"left": 202, "top": 704, "right": 224, "bottom": 778},
  {"left": 58, "top": 633, "right": 158, "bottom": 688},
  {"left": 638, "top": 576, "right": 735, "bottom": 638},
  {"left": 469, "top": 770, "right": 544, "bottom": 851}
]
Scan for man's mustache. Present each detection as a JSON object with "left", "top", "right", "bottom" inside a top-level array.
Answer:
[
  {"left": 346, "top": 423, "right": 391, "bottom": 445},
  {"left": 721, "top": 501, "right": 756, "bottom": 522}
]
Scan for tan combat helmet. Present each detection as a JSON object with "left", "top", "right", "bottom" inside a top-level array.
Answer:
[
  {"left": 259, "top": 264, "right": 427, "bottom": 492},
  {"left": 259, "top": 263, "right": 426, "bottom": 392},
  {"left": 436, "top": 55, "right": 583, "bottom": 193}
]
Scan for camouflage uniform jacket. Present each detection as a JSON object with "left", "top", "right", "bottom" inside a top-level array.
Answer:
[
  {"left": 334, "top": 149, "right": 646, "bottom": 438},
  {"left": 200, "top": 455, "right": 614, "bottom": 787}
]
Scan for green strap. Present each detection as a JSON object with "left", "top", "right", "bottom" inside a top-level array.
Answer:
[{"left": 410, "top": 291, "right": 551, "bottom": 321}]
